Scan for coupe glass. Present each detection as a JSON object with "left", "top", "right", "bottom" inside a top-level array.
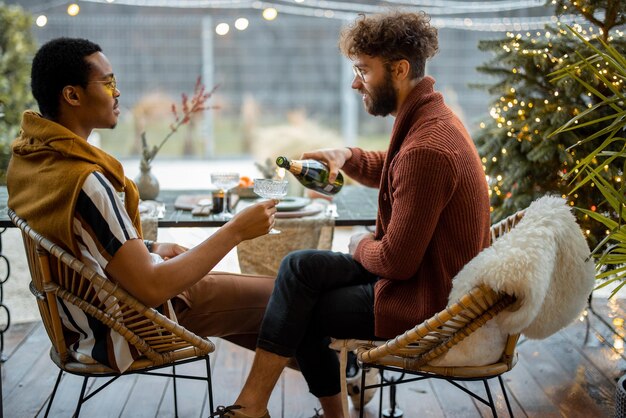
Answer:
[
  {"left": 253, "top": 178, "right": 288, "bottom": 234},
  {"left": 210, "top": 172, "right": 240, "bottom": 220}
]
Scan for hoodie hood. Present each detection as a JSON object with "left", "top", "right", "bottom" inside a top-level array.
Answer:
[
  {"left": 7, "top": 111, "right": 141, "bottom": 254},
  {"left": 11, "top": 110, "right": 126, "bottom": 188}
]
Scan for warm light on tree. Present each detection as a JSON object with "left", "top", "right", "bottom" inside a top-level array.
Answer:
[{"left": 474, "top": 0, "right": 626, "bottom": 245}]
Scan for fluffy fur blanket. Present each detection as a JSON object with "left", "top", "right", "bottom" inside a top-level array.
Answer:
[{"left": 430, "top": 195, "right": 596, "bottom": 367}]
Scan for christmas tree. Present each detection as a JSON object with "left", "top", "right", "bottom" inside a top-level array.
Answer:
[
  {"left": 0, "top": 2, "right": 36, "bottom": 184},
  {"left": 474, "top": 0, "right": 626, "bottom": 244}
]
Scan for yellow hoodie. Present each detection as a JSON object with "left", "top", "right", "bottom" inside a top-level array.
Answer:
[{"left": 7, "top": 111, "right": 142, "bottom": 255}]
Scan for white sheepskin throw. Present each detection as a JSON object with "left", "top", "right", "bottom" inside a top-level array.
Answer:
[{"left": 430, "top": 195, "right": 595, "bottom": 367}]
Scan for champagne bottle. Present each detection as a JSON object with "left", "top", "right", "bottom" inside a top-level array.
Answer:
[{"left": 276, "top": 156, "right": 344, "bottom": 195}]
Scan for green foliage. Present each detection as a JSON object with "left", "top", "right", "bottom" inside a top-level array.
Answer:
[
  {"left": 474, "top": 0, "right": 626, "bottom": 244},
  {"left": 550, "top": 27, "right": 626, "bottom": 297},
  {"left": 0, "top": 2, "right": 36, "bottom": 184}
]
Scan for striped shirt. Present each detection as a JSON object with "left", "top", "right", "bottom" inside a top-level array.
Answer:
[{"left": 57, "top": 172, "right": 148, "bottom": 371}]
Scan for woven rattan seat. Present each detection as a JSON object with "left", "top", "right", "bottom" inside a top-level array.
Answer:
[
  {"left": 334, "top": 210, "right": 525, "bottom": 418},
  {"left": 9, "top": 209, "right": 215, "bottom": 417}
]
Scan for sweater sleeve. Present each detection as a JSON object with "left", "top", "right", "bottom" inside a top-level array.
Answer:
[
  {"left": 342, "top": 147, "right": 386, "bottom": 188},
  {"left": 353, "top": 147, "right": 458, "bottom": 279}
]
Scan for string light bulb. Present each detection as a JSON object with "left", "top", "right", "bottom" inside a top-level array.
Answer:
[
  {"left": 235, "top": 17, "right": 249, "bottom": 30},
  {"left": 215, "top": 22, "right": 229, "bottom": 35},
  {"left": 67, "top": 3, "right": 80, "bottom": 16},
  {"left": 262, "top": 7, "right": 278, "bottom": 21},
  {"left": 35, "top": 15, "right": 47, "bottom": 27}
]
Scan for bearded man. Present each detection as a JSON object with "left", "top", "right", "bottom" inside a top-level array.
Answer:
[{"left": 213, "top": 10, "right": 491, "bottom": 418}]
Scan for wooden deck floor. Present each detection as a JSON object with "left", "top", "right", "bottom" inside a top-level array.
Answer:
[{"left": 1, "top": 297, "right": 624, "bottom": 418}]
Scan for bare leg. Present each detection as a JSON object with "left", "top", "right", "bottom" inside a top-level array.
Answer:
[
  {"left": 234, "top": 348, "right": 290, "bottom": 416},
  {"left": 318, "top": 394, "right": 344, "bottom": 418}
]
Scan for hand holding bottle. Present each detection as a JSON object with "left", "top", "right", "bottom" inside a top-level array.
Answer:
[
  {"left": 301, "top": 148, "right": 352, "bottom": 183},
  {"left": 276, "top": 151, "right": 349, "bottom": 196}
]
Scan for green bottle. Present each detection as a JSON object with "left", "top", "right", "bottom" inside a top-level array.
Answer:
[{"left": 276, "top": 156, "right": 344, "bottom": 195}]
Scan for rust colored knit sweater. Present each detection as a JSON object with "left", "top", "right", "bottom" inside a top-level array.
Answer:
[{"left": 342, "top": 77, "right": 491, "bottom": 338}]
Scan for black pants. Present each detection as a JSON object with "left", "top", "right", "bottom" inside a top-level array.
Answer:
[{"left": 257, "top": 250, "right": 378, "bottom": 397}]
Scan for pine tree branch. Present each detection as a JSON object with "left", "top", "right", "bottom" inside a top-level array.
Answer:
[
  {"left": 606, "top": 0, "right": 620, "bottom": 35},
  {"left": 569, "top": 0, "right": 624, "bottom": 40},
  {"left": 570, "top": 3, "right": 604, "bottom": 30}
]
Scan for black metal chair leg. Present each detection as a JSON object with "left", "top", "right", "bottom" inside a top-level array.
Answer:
[
  {"left": 483, "top": 379, "right": 498, "bottom": 418},
  {"left": 378, "top": 368, "right": 383, "bottom": 418},
  {"left": 382, "top": 374, "right": 403, "bottom": 418},
  {"left": 44, "top": 369, "right": 64, "bottom": 418},
  {"left": 498, "top": 375, "right": 514, "bottom": 417},
  {"left": 72, "top": 376, "right": 89, "bottom": 418},
  {"left": 172, "top": 364, "right": 178, "bottom": 418},
  {"left": 359, "top": 364, "right": 367, "bottom": 418},
  {"left": 205, "top": 357, "right": 214, "bottom": 415}
]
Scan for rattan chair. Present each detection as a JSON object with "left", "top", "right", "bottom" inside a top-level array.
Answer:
[
  {"left": 9, "top": 209, "right": 215, "bottom": 417},
  {"left": 335, "top": 211, "right": 525, "bottom": 418}
]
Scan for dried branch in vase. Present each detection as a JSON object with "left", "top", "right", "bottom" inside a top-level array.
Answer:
[{"left": 140, "top": 77, "right": 218, "bottom": 169}]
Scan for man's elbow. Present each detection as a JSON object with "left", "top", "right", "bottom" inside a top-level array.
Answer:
[
  {"left": 132, "top": 287, "right": 168, "bottom": 309},
  {"left": 382, "top": 259, "right": 418, "bottom": 280},
  {"left": 390, "top": 269, "right": 416, "bottom": 280}
]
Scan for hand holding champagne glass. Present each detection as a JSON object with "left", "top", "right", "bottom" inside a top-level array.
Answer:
[{"left": 253, "top": 178, "right": 288, "bottom": 234}]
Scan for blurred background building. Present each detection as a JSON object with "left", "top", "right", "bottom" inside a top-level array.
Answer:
[{"left": 8, "top": 0, "right": 558, "bottom": 161}]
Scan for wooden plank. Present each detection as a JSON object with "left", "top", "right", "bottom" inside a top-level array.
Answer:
[
  {"left": 40, "top": 373, "right": 93, "bottom": 417},
  {"left": 487, "top": 352, "right": 561, "bottom": 418},
  {"left": 202, "top": 338, "right": 286, "bottom": 416},
  {"left": 6, "top": 303, "right": 626, "bottom": 418},
  {"left": 516, "top": 335, "right": 608, "bottom": 418},
  {"left": 204, "top": 338, "right": 252, "bottom": 411},
  {"left": 1, "top": 321, "right": 37, "bottom": 358},
  {"left": 77, "top": 374, "right": 138, "bottom": 417},
  {"left": 562, "top": 313, "right": 625, "bottom": 385},
  {"left": 497, "top": 374, "right": 527, "bottom": 417},
  {"left": 466, "top": 374, "right": 527, "bottom": 417},
  {"left": 281, "top": 366, "right": 320, "bottom": 417},
  {"left": 155, "top": 361, "right": 208, "bottom": 418},
  {"left": 157, "top": 378, "right": 176, "bottom": 418},
  {"left": 369, "top": 369, "right": 445, "bottom": 418},
  {"left": 120, "top": 373, "right": 169, "bottom": 417},
  {"left": 535, "top": 328, "right": 614, "bottom": 416},
  {"left": 429, "top": 377, "right": 482, "bottom": 417},
  {"left": 3, "top": 350, "right": 60, "bottom": 418},
  {"left": 2, "top": 322, "right": 50, "bottom": 397}
]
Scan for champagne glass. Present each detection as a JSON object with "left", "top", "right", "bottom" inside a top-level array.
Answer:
[
  {"left": 253, "top": 178, "right": 288, "bottom": 234},
  {"left": 210, "top": 172, "right": 240, "bottom": 220}
]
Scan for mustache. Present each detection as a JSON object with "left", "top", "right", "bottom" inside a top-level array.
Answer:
[{"left": 114, "top": 99, "right": 119, "bottom": 108}]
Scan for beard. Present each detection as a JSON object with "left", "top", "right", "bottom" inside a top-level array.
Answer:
[{"left": 364, "top": 70, "right": 397, "bottom": 117}]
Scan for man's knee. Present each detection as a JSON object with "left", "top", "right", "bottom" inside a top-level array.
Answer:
[
  {"left": 279, "top": 249, "right": 318, "bottom": 275},
  {"left": 277, "top": 250, "right": 348, "bottom": 293}
]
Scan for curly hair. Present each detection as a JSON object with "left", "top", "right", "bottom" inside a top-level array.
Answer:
[
  {"left": 31, "top": 37, "right": 102, "bottom": 119},
  {"left": 339, "top": 11, "right": 438, "bottom": 79}
]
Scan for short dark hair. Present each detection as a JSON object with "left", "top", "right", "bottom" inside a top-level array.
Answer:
[
  {"left": 31, "top": 37, "right": 102, "bottom": 119},
  {"left": 339, "top": 11, "right": 439, "bottom": 79}
]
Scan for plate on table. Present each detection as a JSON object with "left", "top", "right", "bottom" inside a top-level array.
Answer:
[
  {"left": 138, "top": 200, "right": 166, "bottom": 218},
  {"left": 174, "top": 194, "right": 213, "bottom": 211},
  {"left": 276, "top": 197, "right": 310, "bottom": 212},
  {"left": 275, "top": 202, "right": 324, "bottom": 218}
]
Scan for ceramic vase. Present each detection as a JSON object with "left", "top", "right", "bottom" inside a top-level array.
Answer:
[{"left": 135, "top": 160, "right": 160, "bottom": 201}]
